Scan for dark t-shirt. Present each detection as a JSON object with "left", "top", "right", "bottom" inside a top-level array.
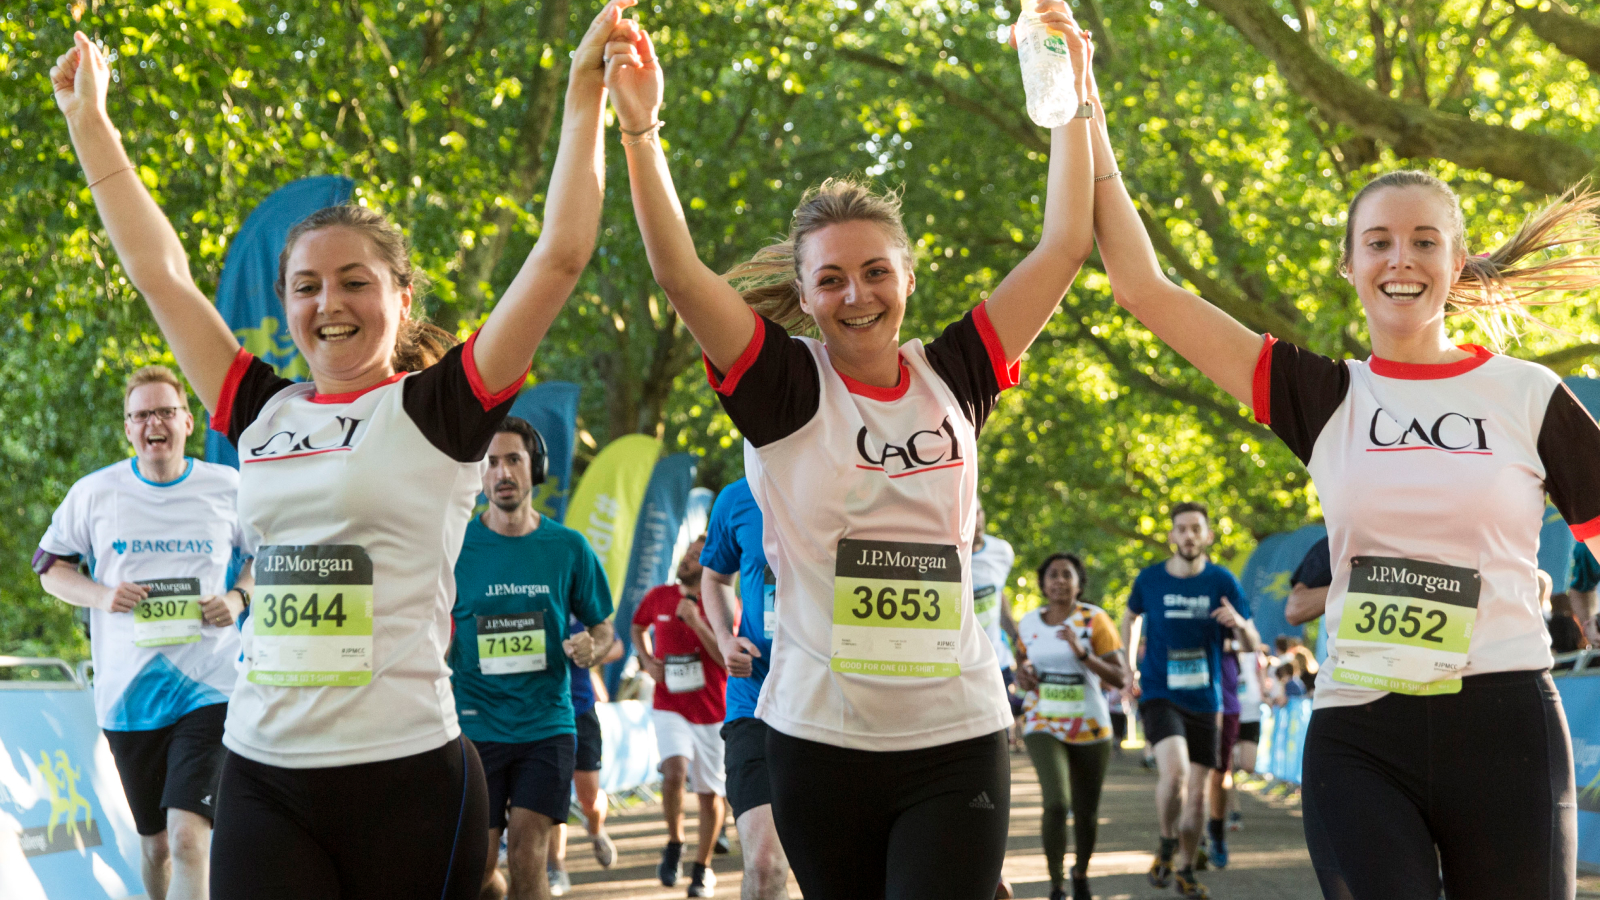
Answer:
[{"left": 1292, "top": 537, "right": 1333, "bottom": 590}]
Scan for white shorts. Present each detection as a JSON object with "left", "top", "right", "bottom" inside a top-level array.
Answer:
[{"left": 651, "top": 708, "right": 726, "bottom": 797}]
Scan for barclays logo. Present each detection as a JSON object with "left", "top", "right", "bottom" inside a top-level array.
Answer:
[
  {"left": 112, "top": 541, "right": 128, "bottom": 554},
  {"left": 113, "top": 538, "right": 214, "bottom": 555}
]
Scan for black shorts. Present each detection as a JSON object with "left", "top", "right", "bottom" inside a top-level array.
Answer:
[
  {"left": 767, "top": 727, "right": 1010, "bottom": 900},
  {"left": 476, "top": 734, "right": 576, "bottom": 827},
  {"left": 574, "top": 708, "right": 602, "bottom": 773},
  {"left": 1140, "top": 698, "right": 1220, "bottom": 770},
  {"left": 1237, "top": 720, "right": 1261, "bottom": 744},
  {"left": 721, "top": 717, "right": 774, "bottom": 819},
  {"left": 1303, "top": 669, "right": 1574, "bottom": 900},
  {"left": 210, "top": 736, "right": 488, "bottom": 900},
  {"left": 1215, "top": 712, "right": 1241, "bottom": 772},
  {"left": 104, "top": 702, "right": 228, "bottom": 835}
]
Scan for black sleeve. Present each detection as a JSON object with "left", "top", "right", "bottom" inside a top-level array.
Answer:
[
  {"left": 1538, "top": 382, "right": 1600, "bottom": 538},
  {"left": 1291, "top": 536, "right": 1333, "bottom": 589},
  {"left": 1254, "top": 337, "right": 1350, "bottom": 465},
  {"left": 708, "top": 313, "right": 821, "bottom": 448},
  {"left": 403, "top": 339, "right": 520, "bottom": 463},
  {"left": 216, "top": 352, "right": 295, "bottom": 447},
  {"left": 923, "top": 307, "right": 1013, "bottom": 434}
]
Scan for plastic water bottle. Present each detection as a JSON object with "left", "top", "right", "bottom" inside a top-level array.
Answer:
[{"left": 1015, "top": 11, "right": 1078, "bottom": 128}]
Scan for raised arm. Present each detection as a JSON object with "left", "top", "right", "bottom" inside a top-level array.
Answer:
[
  {"left": 981, "top": 0, "right": 1096, "bottom": 362},
  {"left": 1084, "top": 68, "right": 1262, "bottom": 405},
  {"left": 471, "top": 0, "right": 627, "bottom": 392},
  {"left": 52, "top": 33, "right": 239, "bottom": 411},
  {"left": 605, "top": 21, "right": 756, "bottom": 372}
]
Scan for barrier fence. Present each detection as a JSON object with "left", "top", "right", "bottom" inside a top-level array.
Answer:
[{"left": 1253, "top": 698, "right": 1312, "bottom": 785}]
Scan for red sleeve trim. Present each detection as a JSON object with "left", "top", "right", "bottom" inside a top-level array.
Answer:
[
  {"left": 705, "top": 309, "right": 767, "bottom": 397},
  {"left": 463, "top": 330, "right": 527, "bottom": 411},
  {"left": 1572, "top": 516, "right": 1600, "bottom": 542},
  {"left": 211, "top": 347, "right": 254, "bottom": 436},
  {"left": 972, "top": 302, "right": 1021, "bottom": 391},
  {"left": 1252, "top": 334, "right": 1277, "bottom": 425}
]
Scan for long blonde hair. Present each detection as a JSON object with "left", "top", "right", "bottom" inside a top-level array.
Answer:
[
  {"left": 723, "top": 178, "right": 914, "bottom": 335},
  {"left": 1341, "top": 171, "right": 1600, "bottom": 349},
  {"left": 276, "top": 204, "right": 456, "bottom": 372}
]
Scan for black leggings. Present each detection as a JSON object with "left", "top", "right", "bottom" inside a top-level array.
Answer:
[
  {"left": 1302, "top": 669, "right": 1575, "bottom": 900},
  {"left": 766, "top": 727, "right": 1010, "bottom": 900},
  {"left": 1023, "top": 733, "right": 1111, "bottom": 887},
  {"left": 211, "top": 736, "right": 489, "bottom": 900}
]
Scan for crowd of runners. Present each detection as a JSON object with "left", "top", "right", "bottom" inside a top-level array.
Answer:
[{"left": 33, "top": 0, "right": 1600, "bottom": 898}]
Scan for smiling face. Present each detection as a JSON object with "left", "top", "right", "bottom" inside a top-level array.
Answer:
[
  {"left": 1042, "top": 558, "right": 1080, "bottom": 605},
  {"left": 1345, "top": 185, "right": 1467, "bottom": 345},
  {"left": 483, "top": 431, "right": 534, "bottom": 513},
  {"left": 796, "top": 220, "right": 914, "bottom": 363},
  {"left": 282, "top": 226, "right": 413, "bottom": 389},
  {"left": 124, "top": 382, "right": 193, "bottom": 470}
]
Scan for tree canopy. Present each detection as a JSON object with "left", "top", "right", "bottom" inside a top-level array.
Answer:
[{"left": 3, "top": 0, "right": 1598, "bottom": 658}]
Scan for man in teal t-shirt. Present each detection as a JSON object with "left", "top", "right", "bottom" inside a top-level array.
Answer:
[{"left": 452, "top": 418, "right": 614, "bottom": 900}]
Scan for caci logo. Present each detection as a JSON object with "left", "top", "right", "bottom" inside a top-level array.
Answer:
[
  {"left": 1366, "top": 409, "right": 1490, "bottom": 455},
  {"left": 855, "top": 416, "right": 963, "bottom": 478},
  {"left": 246, "top": 416, "right": 366, "bottom": 463}
]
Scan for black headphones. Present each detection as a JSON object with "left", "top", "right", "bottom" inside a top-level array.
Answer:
[{"left": 528, "top": 426, "right": 549, "bottom": 487}]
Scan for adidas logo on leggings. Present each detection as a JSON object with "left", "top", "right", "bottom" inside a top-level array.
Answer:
[{"left": 969, "top": 792, "right": 995, "bottom": 810}]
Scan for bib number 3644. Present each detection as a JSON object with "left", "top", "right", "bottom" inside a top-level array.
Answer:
[
  {"left": 831, "top": 539, "right": 962, "bottom": 678},
  {"left": 249, "top": 545, "right": 375, "bottom": 687},
  {"left": 1332, "top": 556, "right": 1480, "bottom": 696}
]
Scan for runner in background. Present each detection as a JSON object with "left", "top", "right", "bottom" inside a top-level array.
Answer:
[
  {"left": 700, "top": 478, "right": 793, "bottom": 900},
  {"left": 1015, "top": 552, "right": 1125, "bottom": 900},
  {"left": 547, "top": 615, "right": 625, "bottom": 896},
  {"left": 35, "top": 365, "right": 251, "bottom": 900},
  {"left": 632, "top": 538, "right": 729, "bottom": 898},
  {"left": 451, "top": 418, "right": 615, "bottom": 900},
  {"left": 971, "top": 504, "right": 1023, "bottom": 729},
  {"left": 1120, "top": 502, "right": 1257, "bottom": 900},
  {"left": 602, "top": 0, "right": 1095, "bottom": 891},
  {"left": 1204, "top": 637, "right": 1243, "bottom": 869},
  {"left": 1286, "top": 536, "right": 1331, "bottom": 628},
  {"left": 1227, "top": 646, "right": 1266, "bottom": 832}
]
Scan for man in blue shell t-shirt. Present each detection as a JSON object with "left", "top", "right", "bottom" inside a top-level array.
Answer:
[
  {"left": 451, "top": 418, "right": 614, "bottom": 900},
  {"left": 699, "top": 478, "right": 791, "bottom": 897},
  {"left": 1120, "top": 502, "right": 1257, "bottom": 895}
]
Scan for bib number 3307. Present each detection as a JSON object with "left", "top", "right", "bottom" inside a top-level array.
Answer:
[
  {"left": 249, "top": 545, "right": 375, "bottom": 687},
  {"left": 831, "top": 539, "right": 961, "bottom": 678}
]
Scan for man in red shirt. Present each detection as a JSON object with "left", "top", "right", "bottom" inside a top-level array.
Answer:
[{"left": 632, "top": 537, "right": 728, "bottom": 897}]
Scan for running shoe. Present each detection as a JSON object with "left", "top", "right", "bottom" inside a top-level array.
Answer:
[
  {"left": 714, "top": 833, "right": 731, "bottom": 855},
  {"left": 659, "top": 842, "right": 683, "bottom": 887},
  {"left": 688, "top": 862, "right": 717, "bottom": 898},
  {"left": 1071, "top": 873, "right": 1091, "bottom": 900},
  {"left": 547, "top": 867, "right": 571, "bottom": 897},
  {"left": 593, "top": 830, "right": 617, "bottom": 868},
  {"left": 1226, "top": 810, "right": 1243, "bottom": 832},
  {"left": 994, "top": 878, "right": 1014, "bottom": 898},
  {"left": 1174, "top": 869, "right": 1210, "bottom": 899},
  {"left": 1208, "top": 835, "right": 1229, "bottom": 869},
  {"left": 1048, "top": 889, "right": 1067, "bottom": 900},
  {"left": 1147, "top": 856, "right": 1173, "bottom": 888},
  {"left": 1193, "top": 846, "right": 1208, "bottom": 871}
]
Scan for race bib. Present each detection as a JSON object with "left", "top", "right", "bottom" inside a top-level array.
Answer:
[
  {"left": 973, "top": 585, "right": 1000, "bottom": 630},
  {"left": 133, "top": 578, "right": 202, "bottom": 647},
  {"left": 831, "top": 539, "right": 961, "bottom": 678},
  {"left": 476, "top": 612, "right": 547, "bottom": 675},
  {"left": 249, "top": 545, "right": 375, "bottom": 687},
  {"left": 665, "top": 653, "right": 706, "bottom": 693},
  {"left": 1332, "top": 556, "right": 1480, "bottom": 696},
  {"left": 762, "top": 566, "right": 777, "bottom": 639},
  {"left": 1036, "top": 672, "right": 1087, "bottom": 719},
  {"left": 1166, "top": 648, "right": 1210, "bottom": 690}
]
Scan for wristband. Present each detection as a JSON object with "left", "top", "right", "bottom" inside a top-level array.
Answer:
[
  {"left": 87, "top": 164, "right": 135, "bottom": 190},
  {"left": 1094, "top": 170, "right": 1121, "bottom": 182},
  {"left": 230, "top": 587, "right": 251, "bottom": 609}
]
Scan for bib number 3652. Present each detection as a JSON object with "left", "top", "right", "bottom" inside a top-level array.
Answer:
[
  {"left": 831, "top": 539, "right": 961, "bottom": 678},
  {"left": 1332, "top": 556, "right": 1480, "bottom": 696},
  {"left": 249, "top": 545, "right": 375, "bottom": 687}
]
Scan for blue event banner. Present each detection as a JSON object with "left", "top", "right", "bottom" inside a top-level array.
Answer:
[
  {"left": 1239, "top": 523, "right": 1326, "bottom": 648},
  {"left": 606, "top": 453, "right": 698, "bottom": 695},
  {"left": 509, "top": 382, "right": 580, "bottom": 523}
]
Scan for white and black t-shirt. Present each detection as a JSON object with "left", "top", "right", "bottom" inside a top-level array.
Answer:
[
  {"left": 1253, "top": 337, "right": 1600, "bottom": 709},
  {"left": 212, "top": 332, "right": 521, "bottom": 767},
  {"left": 970, "top": 535, "right": 1017, "bottom": 669},
  {"left": 712, "top": 305, "right": 1018, "bottom": 751},
  {"left": 37, "top": 459, "right": 245, "bottom": 731}
]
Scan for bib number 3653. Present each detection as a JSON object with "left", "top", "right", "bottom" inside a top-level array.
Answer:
[
  {"left": 1332, "top": 556, "right": 1480, "bottom": 696},
  {"left": 249, "top": 545, "right": 375, "bottom": 687},
  {"left": 831, "top": 539, "right": 961, "bottom": 678},
  {"left": 133, "top": 578, "right": 203, "bottom": 647}
]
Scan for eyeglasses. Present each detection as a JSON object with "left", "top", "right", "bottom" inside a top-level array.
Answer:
[{"left": 125, "top": 406, "right": 184, "bottom": 424}]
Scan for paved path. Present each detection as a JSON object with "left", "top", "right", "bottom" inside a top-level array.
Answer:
[{"left": 552, "top": 747, "right": 1322, "bottom": 899}]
